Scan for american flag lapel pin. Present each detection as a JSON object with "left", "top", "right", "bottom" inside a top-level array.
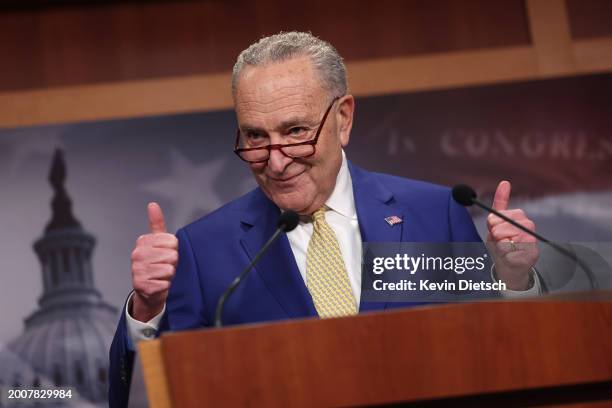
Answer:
[{"left": 384, "top": 215, "right": 403, "bottom": 226}]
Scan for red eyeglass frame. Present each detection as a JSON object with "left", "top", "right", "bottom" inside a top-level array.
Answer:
[{"left": 233, "top": 96, "right": 340, "bottom": 163}]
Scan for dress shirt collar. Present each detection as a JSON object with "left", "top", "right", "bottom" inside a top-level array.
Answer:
[{"left": 323, "top": 150, "right": 357, "bottom": 220}]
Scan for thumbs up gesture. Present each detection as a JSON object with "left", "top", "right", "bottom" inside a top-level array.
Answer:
[
  {"left": 130, "top": 203, "right": 179, "bottom": 322},
  {"left": 486, "top": 181, "right": 540, "bottom": 290}
]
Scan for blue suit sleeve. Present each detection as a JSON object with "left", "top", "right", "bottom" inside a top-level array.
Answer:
[{"left": 108, "top": 298, "right": 135, "bottom": 408}]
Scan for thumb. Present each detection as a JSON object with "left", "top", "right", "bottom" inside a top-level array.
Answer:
[
  {"left": 147, "top": 202, "right": 167, "bottom": 233},
  {"left": 492, "top": 180, "right": 511, "bottom": 211}
]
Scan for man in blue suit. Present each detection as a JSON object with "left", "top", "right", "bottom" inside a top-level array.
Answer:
[{"left": 109, "top": 32, "right": 540, "bottom": 407}]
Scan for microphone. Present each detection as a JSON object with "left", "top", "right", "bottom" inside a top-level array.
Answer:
[
  {"left": 452, "top": 184, "right": 598, "bottom": 290},
  {"left": 214, "top": 210, "right": 299, "bottom": 327}
]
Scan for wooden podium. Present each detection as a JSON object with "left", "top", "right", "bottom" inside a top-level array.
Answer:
[{"left": 138, "top": 296, "right": 612, "bottom": 407}]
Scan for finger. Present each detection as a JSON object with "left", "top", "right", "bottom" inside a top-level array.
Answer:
[
  {"left": 149, "top": 248, "right": 178, "bottom": 265},
  {"left": 493, "top": 239, "right": 538, "bottom": 258},
  {"left": 494, "top": 240, "right": 526, "bottom": 257},
  {"left": 136, "top": 233, "right": 178, "bottom": 249},
  {"left": 492, "top": 180, "right": 511, "bottom": 212},
  {"left": 144, "top": 263, "right": 175, "bottom": 281},
  {"left": 148, "top": 202, "right": 167, "bottom": 234},
  {"left": 487, "top": 209, "right": 526, "bottom": 228},
  {"left": 132, "top": 247, "right": 178, "bottom": 265},
  {"left": 489, "top": 221, "right": 536, "bottom": 242}
]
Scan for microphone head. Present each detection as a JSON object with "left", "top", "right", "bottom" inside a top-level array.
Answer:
[
  {"left": 452, "top": 184, "right": 477, "bottom": 207},
  {"left": 277, "top": 210, "right": 299, "bottom": 232}
]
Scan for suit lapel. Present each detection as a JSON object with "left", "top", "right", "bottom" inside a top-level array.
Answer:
[
  {"left": 349, "top": 162, "right": 404, "bottom": 313},
  {"left": 239, "top": 190, "right": 317, "bottom": 319}
]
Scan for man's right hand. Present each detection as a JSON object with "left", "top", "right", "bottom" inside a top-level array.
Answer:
[{"left": 130, "top": 202, "right": 178, "bottom": 322}]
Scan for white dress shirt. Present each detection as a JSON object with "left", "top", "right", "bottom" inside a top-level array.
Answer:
[{"left": 126, "top": 150, "right": 538, "bottom": 345}]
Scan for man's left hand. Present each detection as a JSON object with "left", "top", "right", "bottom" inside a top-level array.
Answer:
[{"left": 486, "top": 180, "right": 540, "bottom": 290}]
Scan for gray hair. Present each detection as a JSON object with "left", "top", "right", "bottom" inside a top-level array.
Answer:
[{"left": 232, "top": 31, "right": 347, "bottom": 98}]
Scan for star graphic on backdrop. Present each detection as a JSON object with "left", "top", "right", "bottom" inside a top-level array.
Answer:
[{"left": 141, "top": 149, "right": 226, "bottom": 230}]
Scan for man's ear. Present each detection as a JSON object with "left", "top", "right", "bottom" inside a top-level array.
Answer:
[{"left": 336, "top": 95, "right": 355, "bottom": 147}]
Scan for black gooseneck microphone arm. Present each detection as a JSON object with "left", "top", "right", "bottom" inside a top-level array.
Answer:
[
  {"left": 452, "top": 185, "right": 598, "bottom": 290},
  {"left": 214, "top": 211, "right": 300, "bottom": 328}
]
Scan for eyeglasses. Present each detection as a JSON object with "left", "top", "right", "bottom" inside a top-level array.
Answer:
[{"left": 234, "top": 96, "right": 340, "bottom": 163}]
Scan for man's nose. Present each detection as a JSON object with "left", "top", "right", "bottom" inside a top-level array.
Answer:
[{"left": 267, "top": 148, "right": 293, "bottom": 174}]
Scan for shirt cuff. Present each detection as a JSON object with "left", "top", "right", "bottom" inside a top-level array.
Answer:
[
  {"left": 125, "top": 291, "right": 166, "bottom": 346},
  {"left": 491, "top": 264, "right": 542, "bottom": 299}
]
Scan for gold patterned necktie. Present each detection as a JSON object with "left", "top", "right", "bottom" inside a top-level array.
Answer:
[{"left": 306, "top": 207, "right": 357, "bottom": 318}]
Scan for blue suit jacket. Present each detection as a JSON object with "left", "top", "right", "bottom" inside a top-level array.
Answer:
[{"left": 108, "top": 162, "right": 481, "bottom": 407}]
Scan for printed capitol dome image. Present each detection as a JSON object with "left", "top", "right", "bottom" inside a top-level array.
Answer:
[{"left": 0, "top": 150, "right": 117, "bottom": 406}]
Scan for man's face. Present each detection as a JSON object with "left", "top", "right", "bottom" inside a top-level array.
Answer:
[{"left": 234, "top": 56, "right": 354, "bottom": 215}]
